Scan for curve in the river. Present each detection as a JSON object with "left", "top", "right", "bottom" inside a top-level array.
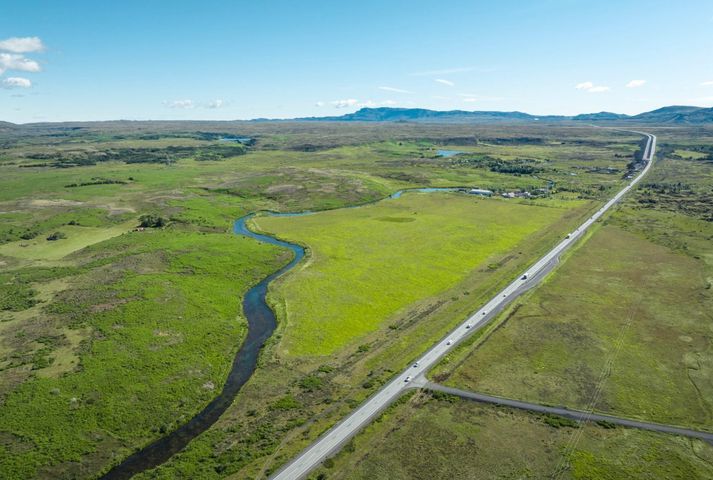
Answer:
[
  {"left": 100, "top": 187, "right": 459, "bottom": 479},
  {"left": 101, "top": 215, "right": 304, "bottom": 479}
]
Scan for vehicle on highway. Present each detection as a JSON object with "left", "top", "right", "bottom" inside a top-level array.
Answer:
[
  {"left": 404, "top": 376, "right": 412, "bottom": 383},
  {"left": 446, "top": 339, "right": 453, "bottom": 345},
  {"left": 412, "top": 362, "right": 419, "bottom": 368},
  {"left": 465, "top": 323, "right": 472, "bottom": 329},
  {"left": 521, "top": 274, "right": 528, "bottom": 280},
  {"left": 566, "top": 233, "right": 572, "bottom": 238}
]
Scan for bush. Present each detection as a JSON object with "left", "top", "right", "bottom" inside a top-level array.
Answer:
[
  {"left": 0, "top": 282, "right": 38, "bottom": 311},
  {"left": 138, "top": 214, "right": 166, "bottom": 228},
  {"left": 270, "top": 395, "right": 301, "bottom": 410},
  {"left": 298, "top": 374, "right": 323, "bottom": 392},
  {"left": 46, "top": 231, "right": 67, "bottom": 241},
  {"left": 542, "top": 413, "right": 580, "bottom": 429}
]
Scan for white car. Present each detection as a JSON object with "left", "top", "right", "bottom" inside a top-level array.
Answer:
[
  {"left": 446, "top": 339, "right": 453, "bottom": 345},
  {"left": 465, "top": 323, "right": 472, "bottom": 329},
  {"left": 405, "top": 376, "right": 412, "bottom": 382},
  {"left": 413, "top": 362, "right": 419, "bottom": 368}
]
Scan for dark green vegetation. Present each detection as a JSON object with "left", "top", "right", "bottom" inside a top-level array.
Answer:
[
  {"left": 318, "top": 393, "right": 713, "bottom": 480},
  {"left": 436, "top": 129, "right": 713, "bottom": 432},
  {"left": 0, "top": 121, "right": 683, "bottom": 478}
]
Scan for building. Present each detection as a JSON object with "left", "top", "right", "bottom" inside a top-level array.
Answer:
[{"left": 469, "top": 188, "right": 493, "bottom": 197}]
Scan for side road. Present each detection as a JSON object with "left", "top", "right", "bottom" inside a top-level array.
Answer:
[{"left": 419, "top": 382, "right": 713, "bottom": 443}]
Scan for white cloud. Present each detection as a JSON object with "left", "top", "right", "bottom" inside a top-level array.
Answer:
[
  {"left": 331, "top": 98, "right": 359, "bottom": 108},
  {"left": 381, "top": 99, "right": 397, "bottom": 106},
  {"left": 463, "top": 98, "right": 477, "bottom": 103},
  {"left": 0, "top": 53, "right": 41, "bottom": 74},
  {"left": 206, "top": 99, "right": 225, "bottom": 109},
  {"left": 0, "top": 37, "right": 45, "bottom": 53},
  {"left": 435, "top": 78, "right": 454, "bottom": 87},
  {"left": 2, "top": 77, "right": 32, "bottom": 88},
  {"left": 626, "top": 79, "right": 646, "bottom": 88},
  {"left": 315, "top": 101, "right": 325, "bottom": 107},
  {"left": 164, "top": 99, "right": 194, "bottom": 109},
  {"left": 575, "top": 81, "right": 610, "bottom": 93},
  {"left": 431, "top": 95, "right": 449, "bottom": 100},
  {"left": 378, "top": 86, "right": 413, "bottom": 94},
  {"left": 701, "top": 81, "right": 713, "bottom": 86}
]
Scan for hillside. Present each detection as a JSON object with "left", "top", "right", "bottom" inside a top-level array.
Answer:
[
  {"left": 631, "top": 105, "right": 713, "bottom": 123},
  {"left": 300, "top": 106, "right": 713, "bottom": 124},
  {"left": 300, "top": 107, "right": 566, "bottom": 123}
]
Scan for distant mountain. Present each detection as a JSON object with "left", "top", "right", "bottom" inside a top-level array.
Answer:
[
  {"left": 299, "top": 107, "right": 566, "bottom": 123},
  {"left": 571, "top": 112, "right": 629, "bottom": 121},
  {"left": 630, "top": 105, "right": 713, "bottom": 123},
  {"left": 298, "top": 106, "right": 713, "bottom": 124}
]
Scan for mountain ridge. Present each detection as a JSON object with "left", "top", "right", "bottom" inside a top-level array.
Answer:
[
  {"left": 297, "top": 105, "right": 713, "bottom": 124},
  {"left": 3, "top": 106, "right": 713, "bottom": 126}
]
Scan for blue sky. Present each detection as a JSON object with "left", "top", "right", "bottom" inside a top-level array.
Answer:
[{"left": 1, "top": 0, "right": 713, "bottom": 123}]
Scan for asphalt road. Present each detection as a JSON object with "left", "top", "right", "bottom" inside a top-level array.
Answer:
[
  {"left": 423, "top": 382, "right": 713, "bottom": 442},
  {"left": 270, "top": 132, "right": 657, "bottom": 480}
]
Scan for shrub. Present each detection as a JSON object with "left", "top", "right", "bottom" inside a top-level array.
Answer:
[
  {"left": 46, "top": 231, "right": 67, "bottom": 241},
  {"left": 298, "top": 374, "right": 323, "bottom": 392},
  {"left": 0, "top": 283, "right": 38, "bottom": 311},
  {"left": 138, "top": 214, "right": 166, "bottom": 228}
]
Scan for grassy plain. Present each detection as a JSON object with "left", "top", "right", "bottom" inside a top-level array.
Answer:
[
  {"left": 0, "top": 122, "right": 645, "bottom": 478},
  {"left": 442, "top": 222, "right": 713, "bottom": 428},
  {"left": 318, "top": 394, "right": 713, "bottom": 480},
  {"left": 0, "top": 230, "right": 287, "bottom": 479},
  {"left": 438, "top": 134, "right": 713, "bottom": 431},
  {"left": 255, "top": 192, "right": 580, "bottom": 357}
]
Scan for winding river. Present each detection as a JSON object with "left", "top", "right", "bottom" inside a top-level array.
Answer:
[{"left": 101, "top": 188, "right": 459, "bottom": 479}]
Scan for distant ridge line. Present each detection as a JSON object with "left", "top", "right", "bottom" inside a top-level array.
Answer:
[
  {"left": 3, "top": 105, "right": 713, "bottom": 126},
  {"left": 294, "top": 105, "right": 713, "bottom": 124}
]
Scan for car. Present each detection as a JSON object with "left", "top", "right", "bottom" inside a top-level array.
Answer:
[
  {"left": 503, "top": 294, "right": 507, "bottom": 297},
  {"left": 566, "top": 233, "right": 572, "bottom": 239},
  {"left": 465, "top": 323, "right": 472, "bottom": 329},
  {"left": 446, "top": 339, "right": 453, "bottom": 345},
  {"left": 521, "top": 274, "right": 528, "bottom": 280},
  {"left": 482, "top": 311, "right": 487, "bottom": 315},
  {"left": 413, "top": 362, "right": 419, "bottom": 368},
  {"left": 405, "top": 376, "right": 412, "bottom": 382}
]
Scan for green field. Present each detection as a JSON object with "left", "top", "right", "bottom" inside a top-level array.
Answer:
[
  {"left": 0, "top": 231, "right": 288, "bottom": 478},
  {"left": 436, "top": 138, "right": 713, "bottom": 431},
  {"left": 254, "top": 192, "right": 582, "bottom": 357},
  {"left": 441, "top": 221, "right": 713, "bottom": 429},
  {"left": 318, "top": 394, "right": 713, "bottom": 480},
  {"left": 0, "top": 122, "right": 653, "bottom": 478}
]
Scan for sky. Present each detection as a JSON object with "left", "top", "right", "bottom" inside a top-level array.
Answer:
[{"left": 1, "top": 0, "right": 713, "bottom": 123}]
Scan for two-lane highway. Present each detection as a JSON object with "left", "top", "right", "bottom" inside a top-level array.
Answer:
[{"left": 270, "top": 131, "right": 656, "bottom": 480}]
